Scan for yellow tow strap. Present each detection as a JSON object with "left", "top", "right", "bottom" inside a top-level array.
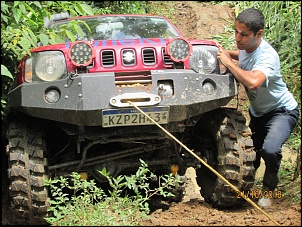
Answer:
[{"left": 128, "top": 101, "right": 280, "bottom": 226}]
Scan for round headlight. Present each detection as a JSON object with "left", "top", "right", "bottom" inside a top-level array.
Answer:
[
  {"left": 190, "top": 48, "right": 216, "bottom": 74},
  {"left": 35, "top": 51, "right": 66, "bottom": 81},
  {"left": 166, "top": 37, "right": 192, "bottom": 62},
  {"left": 68, "top": 41, "right": 95, "bottom": 66}
]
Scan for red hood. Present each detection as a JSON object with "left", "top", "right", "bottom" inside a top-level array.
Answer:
[{"left": 31, "top": 38, "right": 217, "bottom": 52}]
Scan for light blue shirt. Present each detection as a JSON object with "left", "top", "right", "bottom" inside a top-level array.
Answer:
[{"left": 238, "top": 39, "right": 298, "bottom": 117}]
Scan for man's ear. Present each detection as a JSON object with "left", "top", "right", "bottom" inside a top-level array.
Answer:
[{"left": 257, "top": 29, "right": 263, "bottom": 38}]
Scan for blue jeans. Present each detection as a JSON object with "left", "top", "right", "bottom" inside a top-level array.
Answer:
[{"left": 249, "top": 106, "right": 299, "bottom": 174}]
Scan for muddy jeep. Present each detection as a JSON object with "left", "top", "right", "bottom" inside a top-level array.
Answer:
[{"left": 5, "top": 13, "right": 256, "bottom": 224}]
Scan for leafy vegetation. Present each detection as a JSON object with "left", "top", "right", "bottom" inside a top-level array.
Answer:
[{"left": 44, "top": 160, "right": 182, "bottom": 226}]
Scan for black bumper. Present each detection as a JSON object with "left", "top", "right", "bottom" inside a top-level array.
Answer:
[{"left": 8, "top": 69, "right": 238, "bottom": 126}]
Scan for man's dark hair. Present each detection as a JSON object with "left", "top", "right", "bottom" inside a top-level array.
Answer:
[{"left": 236, "top": 8, "right": 265, "bottom": 35}]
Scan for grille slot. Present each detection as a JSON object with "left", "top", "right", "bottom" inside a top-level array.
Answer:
[
  {"left": 101, "top": 48, "right": 172, "bottom": 67},
  {"left": 101, "top": 50, "right": 115, "bottom": 67},
  {"left": 142, "top": 48, "right": 156, "bottom": 65},
  {"left": 162, "top": 48, "right": 173, "bottom": 65}
]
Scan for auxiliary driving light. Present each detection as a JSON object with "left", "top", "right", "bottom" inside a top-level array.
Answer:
[
  {"left": 158, "top": 80, "right": 174, "bottom": 97},
  {"left": 202, "top": 79, "right": 216, "bottom": 95},
  {"left": 67, "top": 41, "right": 95, "bottom": 66},
  {"left": 166, "top": 37, "right": 192, "bottom": 62},
  {"left": 44, "top": 88, "right": 60, "bottom": 103}
]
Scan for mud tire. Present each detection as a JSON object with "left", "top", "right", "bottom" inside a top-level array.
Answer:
[
  {"left": 6, "top": 121, "right": 50, "bottom": 225},
  {"left": 195, "top": 108, "right": 256, "bottom": 208}
]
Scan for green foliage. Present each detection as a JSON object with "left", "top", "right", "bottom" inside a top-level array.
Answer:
[
  {"left": 147, "top": 1, "right": 176, "bottom": 21},
  {"left": 279, "top": 157, "right": 295, "bottom": 181},
  {"left": 1, "top": 65, "right": 13, "bottom": 79},
  {"left": 211, "top": 19, "right": 236, "bottom": 50},
  {"left": 99, "top": 1, "right": 150, "bottom": 14},
  {"left": 44, "top": 160, "right": 182, "bottom": 226},
  {"left": 278, "top": 157, "right": 301, "bottom": 203}
]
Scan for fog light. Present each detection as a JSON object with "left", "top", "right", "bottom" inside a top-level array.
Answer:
[
  {"left": 202, "top": 79, "right": 216, "bottom": 95},
  {"left": 45, "top": 88, "right": 60, "bottom": 103},
  {"left": 158, "top": 80, "right": 174, "bottom": 97}
]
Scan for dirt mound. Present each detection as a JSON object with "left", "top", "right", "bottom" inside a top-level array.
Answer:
[{"left": 172, "top": 1, "right": 234, "bottom": 40}]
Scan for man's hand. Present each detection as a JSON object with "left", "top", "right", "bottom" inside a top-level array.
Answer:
[
  {"left": 213, "top": 40, "right": 223, "bottom": 49},
  {"left": 217, "top": 47, "right": 233, "bottom": 68}
]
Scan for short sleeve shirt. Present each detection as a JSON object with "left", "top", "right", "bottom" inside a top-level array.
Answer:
[{"left": 238, "top": 39, "right": 298, "bottom": 117}]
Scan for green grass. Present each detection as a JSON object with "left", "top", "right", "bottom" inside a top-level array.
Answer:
[
  {"left": 148, "top": 1, "right": 176, "bottom": 21},
  {"left": 278, "top": 157, "right": 301, "bottom": 203}
]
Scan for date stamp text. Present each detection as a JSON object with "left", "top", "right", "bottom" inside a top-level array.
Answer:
[{"left": 237, "top": 190, "right": 282, "bottom": 199}]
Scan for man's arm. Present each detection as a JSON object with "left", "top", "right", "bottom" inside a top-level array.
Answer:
[
  {"left": 217, "top": 48, "right": 266, "bottom": 90},
  {"left": 214, "top": 41, "right": 239, "bottom": 60},
  {"left": 226, "top": 50, "right": 239, "bottom": 61}
]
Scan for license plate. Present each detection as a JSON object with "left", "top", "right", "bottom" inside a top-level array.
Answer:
[{"left": 102, "top": 106, "right": 169, "bottom": 127}]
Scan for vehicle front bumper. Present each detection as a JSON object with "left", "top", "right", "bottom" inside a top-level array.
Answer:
[{"left": 8, "top": 69, "right": 238, "bottom": 126}]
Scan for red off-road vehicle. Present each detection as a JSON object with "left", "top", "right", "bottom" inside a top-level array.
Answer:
[{"left": 5, "top": 13, "right": 256, "bottom": 224}]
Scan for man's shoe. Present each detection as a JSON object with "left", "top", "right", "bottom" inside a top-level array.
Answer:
[{"left": 257, "top": 197, "right": 273, "bottom": 208}]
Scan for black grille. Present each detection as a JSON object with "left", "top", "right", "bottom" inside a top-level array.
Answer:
[
  {"left": 101, "top": 50, "right": 115, "bottom": 67},
  {"left": 162, "top": 48, "right": 173, "bottom": 65},
  {"left": 142, "top": 48, "right": 156, "bottom": 65},
  {"left": 100, "top": 48, "right": 172, "bottom": 67}
]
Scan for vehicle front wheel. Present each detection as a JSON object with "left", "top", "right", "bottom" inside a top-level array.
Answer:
[{"left": 194, "top": 108, "right": 256, "bottom": 208}]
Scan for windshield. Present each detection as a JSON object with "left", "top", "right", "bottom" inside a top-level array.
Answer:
[{"left": 50, "top": 15, "right": 182, "bottom": 41}]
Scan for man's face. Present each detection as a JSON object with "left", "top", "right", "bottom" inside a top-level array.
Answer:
[{"left": 235, "top": 20, "right": 262, "bottom": 53}]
